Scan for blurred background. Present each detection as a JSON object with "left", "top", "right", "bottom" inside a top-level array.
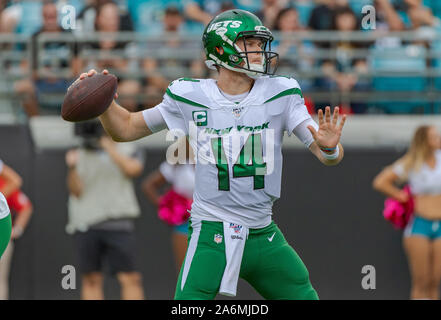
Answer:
[{"left": 1, "top": 0, "right": 441, "bottom": 300}]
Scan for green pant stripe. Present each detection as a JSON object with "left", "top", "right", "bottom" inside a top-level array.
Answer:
[{"left": 0, "top": 214, "right": 12, "bottom": 259}]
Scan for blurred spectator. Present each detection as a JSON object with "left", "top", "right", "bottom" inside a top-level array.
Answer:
[
  {"left": 79, "top": 1, "right": 141, "bottom": 112},
  {"left": 234, "top": 0, "right": 261, "bottom": 13},
  {"left": 0, "top": 0, "right": 42, "bottom": 36},
  {"left": 424, "top": 0, "right": 441, "bottom": 19},
  {"left": 65, "top": 122, "right": 145, "bottom": 300},
  {"left": 308, "top": 0, "right": 349, "bottom": 31},
  {"left": 0, "top": 2, "right": 28, "bottom": 74},
  {"left": 402, "top": 0, "right": 440, "bottom": 56},
  {"left": 141, "top": 6, "right": 206, "bottom": 108},
  {"left": 0, "top": 161, "right": 33, "bottom": 300},
  {"left": 0, "top": 1, "right": 6, "bottom": 12},
  {"left": 373, "top": 125, "right": 441, "bottom": 299},
  {"left": 295, "top": 0, "right": 316, "bottom": 26},
  {"left": 399, "top": 0, "right": 439, "bottom": 30},
  {"left": 318, "top": 6, "right": 370, "bottom": 113},
  {"left": 371, "top": 0, "right": 406, "bottom": 50},
  {"left": 307, "top": 0, "right": 350, "bottom": 54},
  {"left": 219, "top": 1, "right": 236, "bottom": 12},
  {"left": 0, "top": 158, "right": 22, "bottom": 198},
  {"left": 128, "top": 0, "right": 186, "bottom": 35},
  {"left": 185, "top": 0, "right": 260, "bottom": 27},
  {"left": 0, "top": 0, "right": 13, "bottom": 33},
  {"left": 272, "top": 7, "right": 315, "bottom": 91},
  {"left": 375, "top": 0, "right": 405, "bottom": 31},
  {"left": 14, "top": 0, "right": 79, "bottom": 117},
  {"left": 274, "top": 6, "right": 305, "bottom": 33},
  {"left": 58, "top": 0, "right": 85, "bottom": 12},
  {"left": 254, "top": 0, "right": 288, "bottom": 30},
  {"left": 184, "top": 0, "right": 221, "bottom": 26},
  {"left": 369, "top": 0, "right": 439, "bottom": 113},
  {"left": 75, "top": 0, "right": 132, "bottom": 35},
  {"left": 142, "top": 138, "right": 195, "bottom": 273}
]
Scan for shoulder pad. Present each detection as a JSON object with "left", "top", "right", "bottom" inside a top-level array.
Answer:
[
  {"left": 167, "top": 78, "right": 202, "bottom": 96},
  {"left": 262, "top": 75, "right": 303, "bottom": 104},
  {"left": 166, "top": 78, "right": 211, "bottom": 109},
  {"left": 267, "top": 75, "right": 301, "bottom": 90}
]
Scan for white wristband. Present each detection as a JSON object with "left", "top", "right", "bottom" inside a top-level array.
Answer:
[{"left": 320, "top": 145, "right": 340, "bottom": 160}]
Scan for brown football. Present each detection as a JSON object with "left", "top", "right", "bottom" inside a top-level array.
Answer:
[{"left": 61, "top": 73, "right": 118, "bottom": 122}]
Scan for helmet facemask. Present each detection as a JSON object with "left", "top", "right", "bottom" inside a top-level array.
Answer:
[{"left": 230, "top": 31, "right": 279, "bottom": 78}]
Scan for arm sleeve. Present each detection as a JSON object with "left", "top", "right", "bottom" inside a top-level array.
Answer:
[
  {"left": 292, "top": 118, "right": 319, "bottom": 148},
  {"left": 142, "top": 107, "right": 168, "bottom": 133},
  {"left": 0, "top": 160, "right": 3, "bottom": 174},
  {"left": 285, "top": 94, "right": 314, "bottom": 137},
  {"left": 155, "top": 93, "right": 188, "bottom": 134}
]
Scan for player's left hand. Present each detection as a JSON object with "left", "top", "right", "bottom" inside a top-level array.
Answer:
[{"left": 307, "top": 106, "right": 346, "bottom": 149}]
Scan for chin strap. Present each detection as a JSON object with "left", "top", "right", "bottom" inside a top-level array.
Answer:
[{"left": 206, "top": 55, "right": 264, "bottom": 79}]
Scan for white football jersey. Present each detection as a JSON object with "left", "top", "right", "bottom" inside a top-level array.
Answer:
[{"left": 153, "top": 76, "right": 315, "bottom": 228}]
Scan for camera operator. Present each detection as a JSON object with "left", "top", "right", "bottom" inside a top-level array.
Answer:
[{"left": 65, "top": 121, "right": 145, "bottom": 300}]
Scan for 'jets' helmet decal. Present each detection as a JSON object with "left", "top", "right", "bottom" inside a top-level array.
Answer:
[{"left": 202, "top": 9, "right": 279, "bottom": 78}]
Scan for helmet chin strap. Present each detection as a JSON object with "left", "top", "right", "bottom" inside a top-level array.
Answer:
[
  {"left": 243, "top": 62, "right": 264, "bottom": 78},
  {"left": 207, "top": 54, "right": 264, "bottom": 79}
]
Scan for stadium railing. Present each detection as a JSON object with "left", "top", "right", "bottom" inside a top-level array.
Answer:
[{"left": 0, "top": 30, "right": 441, "bottom": 124}]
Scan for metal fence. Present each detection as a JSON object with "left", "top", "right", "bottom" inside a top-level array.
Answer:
[{"left": 1, "top": 30, "right": 441, "bottom": 122}]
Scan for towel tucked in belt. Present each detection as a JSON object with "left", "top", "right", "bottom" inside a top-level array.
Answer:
[{"left": 219, "top": 222, "right": 249, "bottom": 297}]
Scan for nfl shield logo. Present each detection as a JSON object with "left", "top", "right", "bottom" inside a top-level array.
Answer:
[
  {"left": 229, "top": 223, "right": 243, "bottom": 234},
  {"left": 232, "top": 107, "right": 243, "bottom": 118},
  {"left": 214, "top": 234, "right": 223, "bottom": 244}
]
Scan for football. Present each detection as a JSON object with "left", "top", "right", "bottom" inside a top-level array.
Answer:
[{"left": 61, "top": 73, "right": 118, "bottom": 122}]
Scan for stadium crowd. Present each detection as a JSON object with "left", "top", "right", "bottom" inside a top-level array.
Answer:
[{"left": 0, "top": 0, "right": 441, "bottom": 117}]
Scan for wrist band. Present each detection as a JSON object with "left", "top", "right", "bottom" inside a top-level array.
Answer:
[
  {"left": 320, "top": 145, "right": 339, "bottom": 160},
  {"left": 320, "top": 146, "right": 337, "bottom": 153}
]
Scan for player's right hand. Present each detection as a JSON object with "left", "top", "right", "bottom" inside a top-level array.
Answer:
[{"left": 69, "top": 69, "right": 118, "bottom": 99}]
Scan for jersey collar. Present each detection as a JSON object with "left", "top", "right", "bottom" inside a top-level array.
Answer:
[{"left": 202, "top": 77, "right": 267, "bottom": 109}]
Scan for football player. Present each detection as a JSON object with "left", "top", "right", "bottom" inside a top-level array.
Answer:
[
  {"left": 0, "top": 159, "right": 14, "bottom": 259},
  {"left": 72, "top": 9, "right": 346, "bottom": 299}
]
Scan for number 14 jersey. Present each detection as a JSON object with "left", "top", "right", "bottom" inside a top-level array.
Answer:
[{"left": 152, "top": 76, "right": 316, "bottom": 228}]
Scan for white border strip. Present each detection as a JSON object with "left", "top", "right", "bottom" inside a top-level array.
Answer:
[{"left": 180, "top": 219, "right": 202, "bottom": 291}]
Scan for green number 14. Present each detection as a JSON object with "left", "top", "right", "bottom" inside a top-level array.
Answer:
[{"left": 211, "top": 134, "right": 267, "bottom": 191}]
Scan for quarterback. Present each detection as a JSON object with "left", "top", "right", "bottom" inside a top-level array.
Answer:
[
  {"left": 73, "top": 10, "right": 346, "bottom": 299},
  {"left": 0, "top": 160, "right": 12, "bottom": 259},
  {"left": 0, "top": 192, "right": 10, "bottom": 259}
]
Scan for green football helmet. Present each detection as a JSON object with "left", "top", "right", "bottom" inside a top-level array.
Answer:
[{"left": 202, "top": 9, "right": 279, "bottom": 78}]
